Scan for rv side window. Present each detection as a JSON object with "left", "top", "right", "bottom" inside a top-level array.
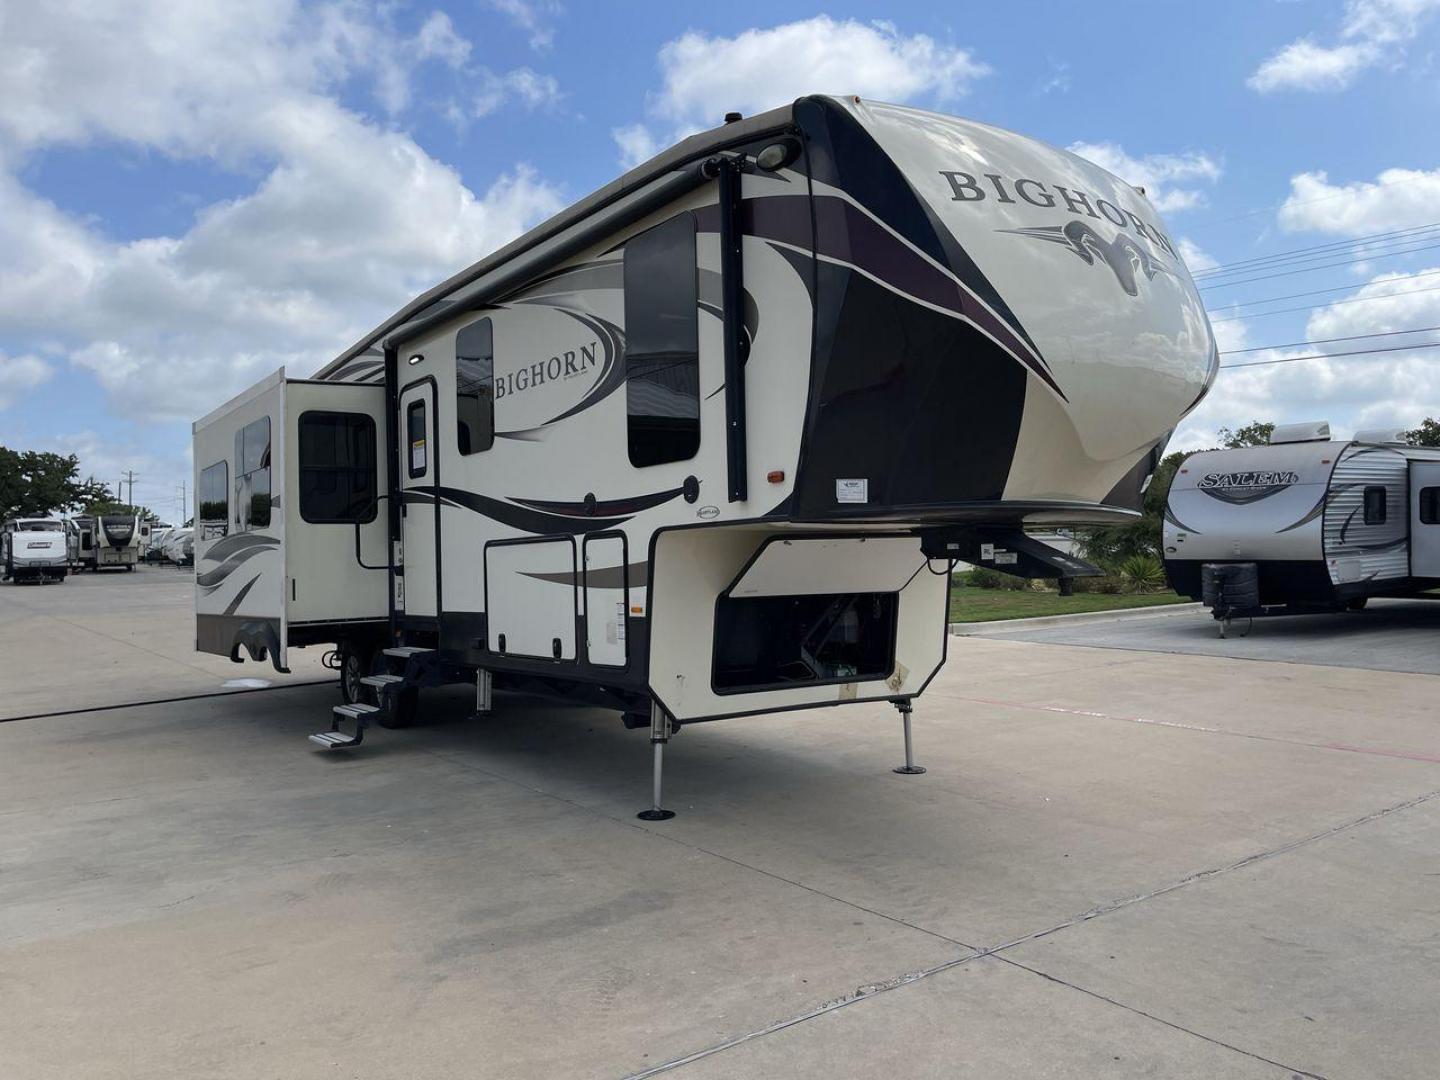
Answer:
[
  {"left": 407, "top": 401, "right": 428, "bottom": 478},
  {"left": 298, "top": 412, "right": 377, "bottom": 524},
  {"left": 1420, "top": 487, "right": 1440, "bottom": 525},
  {"left": 456, "top": 318, "right": 495, "bottom": 455},
  {"left": 233, "top": 417, "right": 272, "bottom": 530},
  {"left": 198, "top": 461, "right": 228, "bottom": 539},
  {"left": 1363, "top": 485, "right": 1386, "bottom": 526},
  {"left": 624, "top": 212, "right": 699, "bottom": 468}
]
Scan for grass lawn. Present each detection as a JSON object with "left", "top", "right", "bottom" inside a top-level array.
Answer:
[{"left": 948, "top": 582, "right": 1190, "bottom": 623}]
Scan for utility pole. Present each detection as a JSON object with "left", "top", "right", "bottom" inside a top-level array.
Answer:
[{"left": 123, "top": 470, "right": 136, "bottom": 510}]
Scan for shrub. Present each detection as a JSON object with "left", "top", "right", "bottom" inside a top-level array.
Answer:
[
  {"left": 966, "top": 566, "right": 1032, "bottom": 591},
  {"left": 1070, "top": 574, "right": 1126, "bottom": 594},
  {"left": 1118, "top": 554, "right": 1165, "bottom": 592}
]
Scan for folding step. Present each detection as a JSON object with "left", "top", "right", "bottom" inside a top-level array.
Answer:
[
  {"left": 383, "top": 646, "right": 434, "bottom": 659},
  {"left": 308, "top": 702, "right": 379, "bottom": 750},
  {"left": 360, "top": 674, "right": 404, "bottom": 690}
]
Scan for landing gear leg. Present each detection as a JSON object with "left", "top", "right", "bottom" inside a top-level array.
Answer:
[
  {"left": 892, "top": 699, "right": 926, "bottom": 775},
  {"left": 637, "top": 701, "right": 677, "bottom": 821},
  {"left": 471, "top": 668, "right": 493, "bottom": 719}
]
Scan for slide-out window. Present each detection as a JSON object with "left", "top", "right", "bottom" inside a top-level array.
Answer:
[
  {"left": 713, "top": 592, "right": 898, "bottom": 694},
  {"left": 198, "top": 461, "right": 228, "bottom": 539},
  {"left": 298, "top": 412, "right": 377, "bottom": 524},
  {"left": 457, "top": 318, "right": 495, "bottom": 455},
  {"left": 407, "top": 400, "right": 428, "bottom": 478},
  {"left": 625, "top": 213, "right": 699, "bottom": 468},
  {"left": 1420, "top": 487, "right": 1440, "bottom": 525},
  {"left": 1363, "top": 485, "right": 1387, "bottom": 526},
  {"left": 234, "top": 417, "right": 272, "bottom": 529}
]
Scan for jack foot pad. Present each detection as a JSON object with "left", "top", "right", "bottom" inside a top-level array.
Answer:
[
  {"left": 637, "top": 809, "right": 677, "bottom": 821},
  {"left": 892, "top": 765, "right": 927, "bottom": 775}
]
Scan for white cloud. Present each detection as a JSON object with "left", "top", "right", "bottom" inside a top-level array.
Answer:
[
  {"left": 487, "top": 0, "right": 563, "bottom": 50},
  {"left": 1278, "top": 167, "right": 1440, "bottom": 234},
  {"left": 616, "top": 17, "right": 989, "bottom": 164},
  {"left": 1248, "top": 0, "right": 1440, "bottom": 92},
  {"left": 0, "top": 1, "right": 567, "bottom": 428},
  {"left": 1177, "top": 238, "right": 1219, "bottom": 273},
  {"left": 474, "top": 67, "right": 563, "bottom": 117},
  {"left": 1067, "top": 142, "right": 1223, "bottom": 214},
  {"left": 612, "top": 124, "right": 661, "bottom": 171},
  {"left": 414, "top": 11, "right": 473, "bottom": 68},
  {"left": 0, "top": 352, "right": 53, "bottom": 409}
]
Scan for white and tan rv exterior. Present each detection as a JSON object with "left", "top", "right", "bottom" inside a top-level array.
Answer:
[
  {"left": 193, "top": 96, "right": 1215, "bottom": 815},
  {"left": 2, "top": 518, "right": 69, "bottom": 583},
  {"left": 1165, "top": 421, "right": 1440, "bottom": 612},
  {"left": 69, "top": 513, "right": 144, "bottom": 571}
]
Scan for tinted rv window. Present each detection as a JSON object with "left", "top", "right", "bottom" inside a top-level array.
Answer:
[
  {"left": 1420, "top": 487, "right": 1440, "bottom": 525},
  {"left": 298, "top": 412, "right": 377, "bottom": 524},
  {"left": 407, "top": 400, "right": 428, "bottom": 478},
  {"left": 625, "top": 213, "right": 699, "bottom": 467},
  {"left": 233, "top": 417, "right": 272, "bottom": 529},
  {"left": 198, "top": 461, "right": 228, "bottom": 539},
  {"left": 456, "top": 318, "right": 495, "bottom": 455},
  {"left": 1363, "top": 486, "right": 1386, "bottom": 526}
]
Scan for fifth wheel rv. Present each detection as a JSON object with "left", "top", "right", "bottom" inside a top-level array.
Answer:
[
  {"left": 194, "top": 95, "right": 1217, "bottom": 817},
  {"left": 70, "top": 514, "right": 146, "bottom": 572},
  {"left": 1165, "top": 421, "right": 1440, "bottom": 626}
]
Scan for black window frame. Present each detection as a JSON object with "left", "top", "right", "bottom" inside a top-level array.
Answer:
[
  {"left": 234, "top": 416, "right": 272, "bottom": 530},
  {"left": 198, "top": 460, "right": 229, "bottom": 539},
  {"left": 1419, "top": 486, "right": 1440, "bottom": 525},
  {"left": 1363, "top": 485, "right": 1387, "bottom": 526},
  {"left": 297, "top": 410, "right": 379, "bottom": 525},
  {"left": 407, "top": 400, "right": 428, "bottom": 479},
  {"left": 624, "top": 212, "right": 700, "bottom": 469},
  {"left": 456, "top": 317, "right": 495, "bottom": 456}
]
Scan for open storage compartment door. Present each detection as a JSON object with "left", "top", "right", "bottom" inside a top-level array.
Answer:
[{"left": 193, "top": 369, "right": 290, "bottom": 671}]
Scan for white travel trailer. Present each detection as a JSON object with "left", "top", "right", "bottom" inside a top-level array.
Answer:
[
  {"left": 194, "top": 96, "right": 1216, "bottom": 816},
  {"left": 2, "top": 518, "right": 69, "bottom": 583},
  {"left": 1165, "top": 421, "right": 1440, "bottom": 622},
  {"left": 70, "top": 514, "right": 146, "bottom": 571}
]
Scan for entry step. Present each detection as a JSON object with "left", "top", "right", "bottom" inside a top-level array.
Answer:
[
  {"left": 334, "top": 703, "right": 380, "bottom": 719},
  {"left": 308, "top": 730, "right": 361, "bottom": 749},
  {"left": 360, "top": 674, "right": 404, "bottom": 689},
  {"left": 383, "top": 646, "right": 434, "bottom": 659}
]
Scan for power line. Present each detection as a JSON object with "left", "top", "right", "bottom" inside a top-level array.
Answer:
[
  {"left": 1205, "top": 269, "right": 1440, "bottom": 312},
  {"left": 1221, "top": 340, "right": 1440, "bottom": 370},
  {"left": 1189, "top": 171, "right": 1436, "bottom": 228},
  {"left": 1220, "top": 324, "right": 1440, "bottom": 355},
  {"left": 1197, "top": 239, "right": 1440, "bottom": 290},
  {"left": 1193, "top": 222, "right": 1440, "bottom": 278},
  {"left": 1208, "top": 280, "right": 1440, "bottom": 323},
  {"left": 1196, "top": 232, "right": 1440, "bottom": 285}
]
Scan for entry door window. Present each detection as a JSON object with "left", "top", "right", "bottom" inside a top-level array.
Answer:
[{"left": 407, "top": 400, "right": 428, "bottom": 479}]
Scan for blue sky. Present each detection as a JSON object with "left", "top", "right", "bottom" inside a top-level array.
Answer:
[{"left": 3, "top": 0, "right": 1440, "bottom": 518}]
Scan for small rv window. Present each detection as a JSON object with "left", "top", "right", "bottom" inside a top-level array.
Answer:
[
  {"left": 407, "top": 400, "right": 428, "bottom": 478},
  {"left": 1420, "top": 487, "right": 1440, "bottom": 525},
  {"left": 298, "top": 412, "right": 377, "bottom": 524},
  {"left": 198, "top": 461, "right": 228, "bottom": 540},
  {"left": 233, "top": 417, "right": 272, "bottom": 529},
  {"left": 456, "top": 318, "right": 495, "bottom": 456},
  {"left": 625, "top": 212, "right": 699, "bottom": 468},
  {"left": 1363, "top": 485, "right": 1386, "bottom": 526}
]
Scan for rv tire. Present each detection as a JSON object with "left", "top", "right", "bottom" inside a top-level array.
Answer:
[
  {"left": 378, "top": 687, "right": 418, "bottom": 729},
  {"left": 339, "top": 644, "right": 376, "bottom": 706},
  {"left": 1346, "top": 597, "right": 1368, "bottom": 611}
]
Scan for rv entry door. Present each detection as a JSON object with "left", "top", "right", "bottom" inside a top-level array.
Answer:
[
  {"left": 399, "top": 380, "right": 440, "bottom": 619},
  {"left": 1409, "top": 462, "right": 1440, "bottom": 579}
]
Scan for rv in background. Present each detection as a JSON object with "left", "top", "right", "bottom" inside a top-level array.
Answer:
[
  {"left": 194, "top": 95, "right": 1217, "bottom": 816},
  {"left": 70, "top": 514, "right": 146, "bottom": 572},
  {"left": 1165, "top": 421, "right": 1440, "bottom": 623},
  {"left": 2, "top": 518, "right": 69, "bottom": 584}
]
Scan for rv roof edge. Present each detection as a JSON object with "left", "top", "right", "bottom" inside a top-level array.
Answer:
[{"left": 1268, "top": 420, "right": 1331, "bottom": 444}]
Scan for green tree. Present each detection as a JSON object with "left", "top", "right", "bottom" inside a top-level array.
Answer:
[
  {"left": 1077, "top": 450, "right": 1189, "bottom": 566},
  {"left": 1216, "top": 421, "right": 1274, "bottom": 448},
  {"left": 83, "top": 499, "right": 161, "bottom": 524},
  {"left": 1406, "top": 418, "right": 1440, "bottom": 447},
  {"left": 0, "top": 446, "right": 112, "bottom": 518}
]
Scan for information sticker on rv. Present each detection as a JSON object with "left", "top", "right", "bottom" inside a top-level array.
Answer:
[
  {"left": 980, "top": 543, "right": 995, "bottom": 560},
  {"left": 836, "top": 478, "right": 868, "bottom": 504},
  {"left": 411, "top": 438, "right": 427, "bottom": 473},
  {"left": 994, "top": 551, "right": 1018, "bottom": 565}
]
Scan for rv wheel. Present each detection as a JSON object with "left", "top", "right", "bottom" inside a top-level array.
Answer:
[
  {"left": 1346, "top": 597, "right": 1368, "bottom": 611},
  {"left": 378, "top": 686, "right": 418, "bottom": 729},
  {"left": 339, "top": 644, "right": 376, "bottom": 706}
]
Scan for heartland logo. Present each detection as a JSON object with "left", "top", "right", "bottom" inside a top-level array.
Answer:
[{"left": 1197, "top": 470, "right": 1301, "bottom": 504}]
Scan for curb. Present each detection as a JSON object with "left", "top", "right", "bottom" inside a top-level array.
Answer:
[{"left": 950, "top": 602, "right": 1203, "bottom": 636}]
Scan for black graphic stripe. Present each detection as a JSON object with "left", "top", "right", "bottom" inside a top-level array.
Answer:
[
  {"left": 414, "top": 486, "right": 633, "bottom": 535},
  {"left": 222, "top": 572, "right": 262, "bottom": 615},
  {"left": 510, "top": 485, "right": 688, "bottom": 519}
]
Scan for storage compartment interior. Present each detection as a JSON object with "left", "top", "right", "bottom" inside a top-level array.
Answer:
[{"left": 713, "top": 592, "right": 897, "bottom": 692}]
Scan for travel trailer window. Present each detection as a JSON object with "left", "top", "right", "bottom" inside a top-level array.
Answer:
[
  {"left": 1420, "top": 487, "right": 1440, "bottom": 525},
  {"left": 456, "top": 318, "right": 495, "bottom": 455},
  {"left": 234, "top": 417, "right": 271, "bottom": 529},
  {"left": 198, "top": 461, "right": 228, "bottom": 539},
  {"left": 298, "top": 412, "right": 377, "bottom": 524},
  {"left": 1363, "top": 486, "right": 1386, "bottom": 526},
  {"left": 407, "top": 401, "right": 427, "bottom": 478},
  {"left": 624, "top": 212, "right": 699, "bottom": 467},
  {"left": 713, "top": 592, "right": 898, "bottom": 693}
]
